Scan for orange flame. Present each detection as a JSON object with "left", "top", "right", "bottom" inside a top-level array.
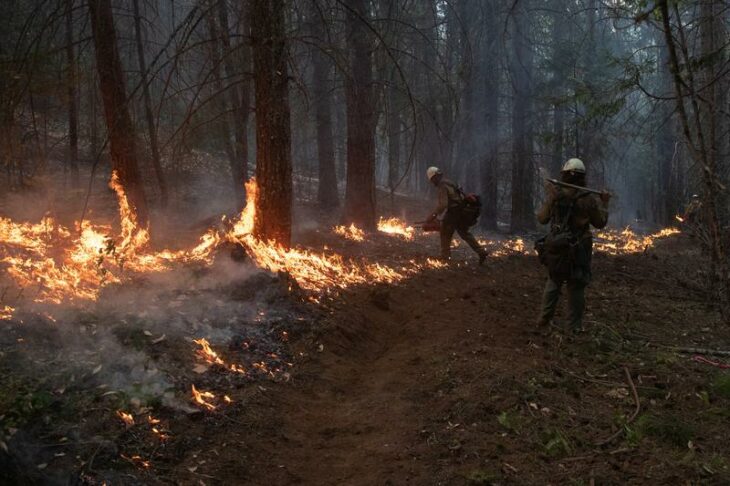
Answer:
[
  {"left": 333, "top": 224, "right": 365, "bottom": 242},
  {"left": 191, "top": 384, "right": 216, "bottom": 410},
  {"left": 193, "top": 338, "right": 247, "bottom": 374},
  {"left": 377, "top": 217, "right": 414, "bottom": 240},
  {"left": 116, "top": 410, "right": 134, "bottom": 426},
  {"left": 0, "top": 176, "right": 459, "bottom": 315},
  {"left": 595, "top": 227, "right": 680, "bottom": 255}
]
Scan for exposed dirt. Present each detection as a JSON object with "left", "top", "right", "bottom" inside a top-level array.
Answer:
[{"left": 3, "top": 200, "right": 730, "bottom": 485}]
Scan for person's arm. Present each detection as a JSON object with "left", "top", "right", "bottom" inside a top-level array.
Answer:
[
  {"left": 428, "top": 185, "right": 449, "bottom": 220},
  {"left": 537, "top": 184, "right": 557, "bottom": 224},
  {"left": 588, "top": 193, "right": 610, "bottom": 229}
]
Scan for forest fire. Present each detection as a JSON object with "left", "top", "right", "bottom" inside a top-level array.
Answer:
[
  {"left": 0, "top": 172, "right": 220, "bottom": 308},
  {"left": 377, "top": 217, "right": 414, "bottom": 240},
  {"left": 0, "top": 173, "right": 684, "bottom": 318},
  {"left": 595, "top": 227, "right": 680, "bottom": 255},
  {"left": 333, "top": 224, "right": 365, "bottom": 242}
]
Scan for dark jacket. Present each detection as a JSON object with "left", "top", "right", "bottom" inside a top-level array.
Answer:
[
  {"left": 537, "top": 187, "right": 609, "bottom": 236},
  {"left": 537, "top": 187, "right": 609, "bottom": 273}
]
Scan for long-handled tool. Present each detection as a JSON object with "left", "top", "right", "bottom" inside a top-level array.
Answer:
[
  {"left": 412, "top": 220, "right": 441, "bottom": 232},
  {"left": 545, "top": 178, "right": 606, "bottom": 196}
]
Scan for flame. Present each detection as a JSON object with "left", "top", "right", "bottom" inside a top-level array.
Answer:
[
  {"left": 116, "top": 410, "right": 134, "bottom": 426},
  {"left": 147, "top": 415, "right": 161, "bottom": 425},
  {"left": 377, "top": 217, "right": 414, "bottom": 240},
  {"left": 595, "top": 227, "right": 680, "bottom": 255},
  {"left": 0, "top": 305, "right": 14, "bottom": 320},
  {"left": 121, "top": 454, "right": 151, "bottom": 468},
  {"left": 675, "top": 215, "right": 685, "bottom": 223},
  {"left": 0, "top": 172, "right": 220, "bottom": 310},
  {"left": 0, "top": 176, "right": 457, "bottom": 316},
  {"left": 223, "top": 179, "right": 437, "bottom": 296},
  {"left": 191, "top": 384, "right": 216, "bottom": 410},
  {"left": 333, "top": 224, "right": 365, "bottom": 242},
  {"left": 193, "top": 338, "right": 246, "bottom": 374}
]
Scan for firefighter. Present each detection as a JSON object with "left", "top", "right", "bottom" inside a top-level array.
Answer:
[
  {"left": 425, "top": 166, "right": 488, "bottom": 264},
  {"left": 683, "top": 194, "right": 702, "bottom": 226},
  {"left": 536, "top": 158, "right": 611, "bottom": 333}
]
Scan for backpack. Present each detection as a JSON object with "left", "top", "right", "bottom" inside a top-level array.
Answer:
[
  {"left": 534, "top": 195, "right": 582, "bottom": 282},
  {"left": 460, "top": 193, "right": 481, "bottom": 227},
  {"left": 452, "top": 184, "right": 481, "bottom": 227}
]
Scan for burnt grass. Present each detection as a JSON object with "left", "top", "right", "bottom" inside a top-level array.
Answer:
[{"left": 2, "top": 221, "right": 730, "bottom": 484}]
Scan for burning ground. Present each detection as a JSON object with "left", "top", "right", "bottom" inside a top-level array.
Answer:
[{"left": 1, "top": 183, "right": 729, "bottom": 484}]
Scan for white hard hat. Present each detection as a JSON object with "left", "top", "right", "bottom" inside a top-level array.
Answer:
[
  {"left": 426, "top": 166, "right": 441, "bottom": 180},
  {"left": 561, "top": 158, "right": 585, "bottom": 173}
]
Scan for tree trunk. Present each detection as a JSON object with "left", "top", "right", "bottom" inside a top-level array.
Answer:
[
  {"left": 218, "top": 0, "right": 249, "bottom": 205},
  {"left": 88, "top": 0, "right": 148, "bottom": 225},
  {"left": 310, "top": 2, "right": 339, "bottom": 208},
  {"left": 657, "top": 0, "right": 729, "bottom": 317},
  {"left": 250, "top": 0, "right": 292, "bottom": 246},
  {"left": 480, "top": 0, "right": 499, "bottom": 230},
  {"left": 656, "top": 41, "right": 675, "bottom": 225},
  {"left": 132, "top": 0, "right": 168, "bottom": 206},
  {"left": 386, "top": 80, "right": 401, "bottom": 196},
  {"left": 65, "top": 0, "right": 79, "bottom": 185},
  {"left": 342, "top": 0, "right": 376, "bottom": 229},
  {"left": 509, "top": 3, "right": 534, "bottom": 232}
]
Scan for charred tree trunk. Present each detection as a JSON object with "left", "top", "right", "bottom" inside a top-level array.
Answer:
[
  {"left": 132, "top": 0, "right": 168, "bottom": 206},
  {"left": 342, "top": 0, "right": 376, "bottom": 229},
  {"left": 218, "top": 0, "right": 249, "bottom": 205},
  {"left": 509, "top": 4, "right": 534, "bottom": 232},
  {"left": 250, "top": 0, "right": 292, "bottom": 245},
  {"left": 65, "top": 0, "right": 79, "bottom": 185},
  {"left": 310, "top": 2, "right": 339, "bottom": 208},
  {"left": 88, "top": 0, "right": 148, "bottom": 225}
]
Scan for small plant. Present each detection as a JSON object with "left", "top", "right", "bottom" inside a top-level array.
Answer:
[
  {"left": 630, "top": 414, "right": 694, "bottom": 448},
  {"left": 466, "top": 469, "right": 501, "bottom": 485},
  {"left": 497, "top": 410, "right": 520, "bottom": 432},
  {"left": 712, "top": 373, "right": 730, "bottom": 399},
  {"left": 542, "top": 428, "right": 572, "bottom": 457}
]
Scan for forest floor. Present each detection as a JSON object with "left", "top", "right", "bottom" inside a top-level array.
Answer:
[{"left": 2, "top": 191, "right": 730, "bottom": 485}]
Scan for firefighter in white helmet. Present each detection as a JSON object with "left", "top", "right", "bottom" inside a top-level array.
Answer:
[
  {"left": 535, "top": 157, "right": 611, "bottom": 333},
  {"left": 425, "top": 166, "right": 488, "bottom": 264}
]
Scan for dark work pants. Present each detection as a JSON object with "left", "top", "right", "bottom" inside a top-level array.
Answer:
[
  {"left": 539, "top": 277, "right": 586, "bottom": 330},
  {"left": 440, "top": 220, "right": 484, "bottom": 259}
]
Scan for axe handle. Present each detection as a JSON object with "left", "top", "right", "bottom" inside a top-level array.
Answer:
[{"left": 546, "top": 178, "right": 605, "bottom": 195}]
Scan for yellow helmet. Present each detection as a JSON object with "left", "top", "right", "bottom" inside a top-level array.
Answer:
[{"left": 561, "top": 158, "right": 585, "bottom": 173}]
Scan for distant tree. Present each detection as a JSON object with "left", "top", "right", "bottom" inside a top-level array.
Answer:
[
  {"left": 342, "top": 0, "right": 376, "bottom": 229},
  {"left": 65, "top": 0, "right": 79, "bottom": 186},
  {"left": 309, "top": 1, "right": 339, "bottom": 209},
  {"left": 132, "top": 0, "right": 168, "bottom": 206},
  {"left": 218, "top": 0, "right": 250, "bottom": 205},
  {"left": 250, "top": 0, "right": 292, "bottom": 245},
  {"left": 509, "top": 1, "right": 535, "bottom": 232},
  {"left": 88, "top": 0, "right": 149, "bottom": 224}
]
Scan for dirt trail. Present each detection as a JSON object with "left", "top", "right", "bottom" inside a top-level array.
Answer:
[{"left": 241, "top": 257, "right": 545, "bottom": 485}]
